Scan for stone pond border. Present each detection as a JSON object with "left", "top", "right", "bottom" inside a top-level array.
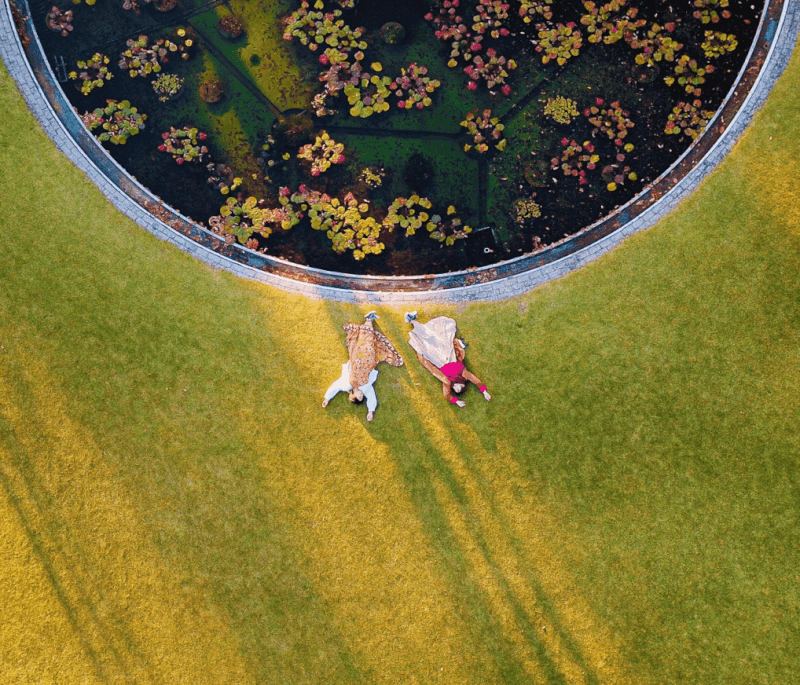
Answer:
[{"left": 2, "top": 0, "right": 798, "bottom": 304}]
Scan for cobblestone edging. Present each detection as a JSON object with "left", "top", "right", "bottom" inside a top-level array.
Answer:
[{"left": 2, "top": 0, "right": 798, "bottom": 304}]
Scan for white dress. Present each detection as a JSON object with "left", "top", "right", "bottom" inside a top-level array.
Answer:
[{"left": 407, "top": 316, "right": 457, "bottom": 369}]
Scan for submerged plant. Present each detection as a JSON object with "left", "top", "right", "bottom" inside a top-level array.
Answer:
[
  {"left": 68, "top": 53, "right": 112, "bottom": 95},
  {"left": 80, "top": 99, "right": 146, "bottom": 145},
  {"left": 158, "top": 126, "right": 209, "bottom": 164}
]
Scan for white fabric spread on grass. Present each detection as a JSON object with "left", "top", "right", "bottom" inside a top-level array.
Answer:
[{"left": 407, "top": 316, "right": 457, "bottom": 368}]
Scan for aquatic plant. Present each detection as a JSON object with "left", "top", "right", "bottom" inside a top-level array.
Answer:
[
  {"left": 693, "top": 0, "right": 731, "bottom": 24},
  {"left": 665, "top": 55, "right": 715, "bottom": 96},
  {"left": 210, "top": 196, "right": 291, "bottom": 244},
  {"left": 45, "top": 6, "right": 73, "bottom": 36},
  {"left": 550, "top": 138, "right": 598, "bottom": 185},
  {"left": 514, "top": 198, "right": 542, "bottom": 225},
  {"left": 206, "top": 163, "right": 241, "bottom": 195},
  {"left": 343, "top": 68, "right": 393, "bottom": 117},
  {"left": 425, "top": 205, "right": 472, "bottom": 245},
  {"left": 122, "top": 0, "right": 177, "bottom": 14},
  {"left": 464, "top": 48, "right": 516, "bottom": 94},
  {"left": 259, "top": 135, "right": 289, "bottom": 182},
  {"left": 601, "top": 161, "right": 636, "bottom": 190},
  {"left": 151, "top": 73, "right": 184, "bottom": 102},
  {"left": 580, "top": 0, "right": 644, "bottom": 45},
  {"left": 282, "top": 1, "right": 367, "bottom": 58},
  {"left": 519, "top": 0, "right": 552, "bottom": 23},
  {"left": 358, "top": 167, "right": 385, "bottom": 189},
  {"left": 158, "top": 126, "right": 209, "bottom": 164},
  {"left": 80, "top": 100, "right": 146, "bottom": 145},
  {"left": 119, "top": 35, "right": 189, "bottom": 78},
  {"left": 382, "top": 197, "right": 471, "bottom": 245},
  {"left": 628, "top": 23, "right": 683, "bottom": 67},
  {"left": 471, "top": 1, "right": 511, "bottom": 40},
  {"left": 701, "top": 30, "right": 738, "bottom": 58},
  {"left": 460, "top": 109, "right": 506, "bottom": 154},
  {"left": 585, "top": 98, "right": 634, "bottom": 145},
  {"left": 297, "top": 131, "right": 345, "bottom": 176},
  {"left": 391, "top": 63, "right": 441, "bottom": 110},
  {"left": 664, "top": 100, "right": 715, "bottom": 139},
  {"left": 536, "top": 23, "right": 583, "bottom": 65},
  {"left": 68, "top": 53, "right": 112, "bottom": 95},
  {"left": 543, "top": 96, "right": 579, "bottom": 124},
  {"left": 305, "top": 191, "right": 384, "bottom": 259}
]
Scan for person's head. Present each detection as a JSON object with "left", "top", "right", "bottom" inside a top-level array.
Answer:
[{"left": 349, "top": 388, "right": 364, "bottom": 404}]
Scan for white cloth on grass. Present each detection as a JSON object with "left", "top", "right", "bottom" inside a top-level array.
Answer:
[{"left": 324, "top": 362, "right": 378, "bottom": 412}]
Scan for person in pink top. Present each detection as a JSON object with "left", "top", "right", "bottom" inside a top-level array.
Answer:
[{"left": 405, "top": 312, "right": 491, "bottom": 407}]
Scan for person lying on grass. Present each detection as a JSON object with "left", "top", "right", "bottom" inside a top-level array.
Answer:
[
  {"left": 404, "top": 311, "right": 491, "bottom": 407},
  {"left": 322, "top": 311, "right": 404, "bottom": 422}
]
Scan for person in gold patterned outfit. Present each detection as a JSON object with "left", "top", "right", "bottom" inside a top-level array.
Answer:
[{"left": 322, "top": 312, "right": 404, "bottom": 422}]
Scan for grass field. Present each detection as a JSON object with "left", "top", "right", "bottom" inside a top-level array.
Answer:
[{"left": 1, "top": 37, "right": 799, "bottom": 685}]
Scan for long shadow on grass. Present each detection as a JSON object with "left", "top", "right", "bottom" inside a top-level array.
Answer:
[{"left": 373, "top": 313, "right": 613, "bottom": 684}]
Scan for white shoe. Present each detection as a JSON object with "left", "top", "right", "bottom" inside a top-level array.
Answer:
[
  {"left": 404, "top": 311, "right": 418, "bottom": 323},
  {"left": 365, "top": 311, "right": 379, "bottom": 321}
]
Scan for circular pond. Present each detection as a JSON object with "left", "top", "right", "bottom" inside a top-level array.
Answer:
[{"left": 34, "top": 0, "right": 764, "bottom": 276}]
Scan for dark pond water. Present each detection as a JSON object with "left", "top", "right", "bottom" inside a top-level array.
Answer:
[{"left": 34, "top": 0, "right": 761, "bottom": 275}]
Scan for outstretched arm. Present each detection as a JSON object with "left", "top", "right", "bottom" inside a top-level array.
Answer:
[
  {"left": 322, "top": 366, "right": 350, "bottom": 407},
  {"left": 462, "top": 367, "right": 491, "bottom": 401}
]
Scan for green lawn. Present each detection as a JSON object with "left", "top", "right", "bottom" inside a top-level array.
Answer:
[{"left": 0, "top": 38, "right": 798, "bottom": 685}]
